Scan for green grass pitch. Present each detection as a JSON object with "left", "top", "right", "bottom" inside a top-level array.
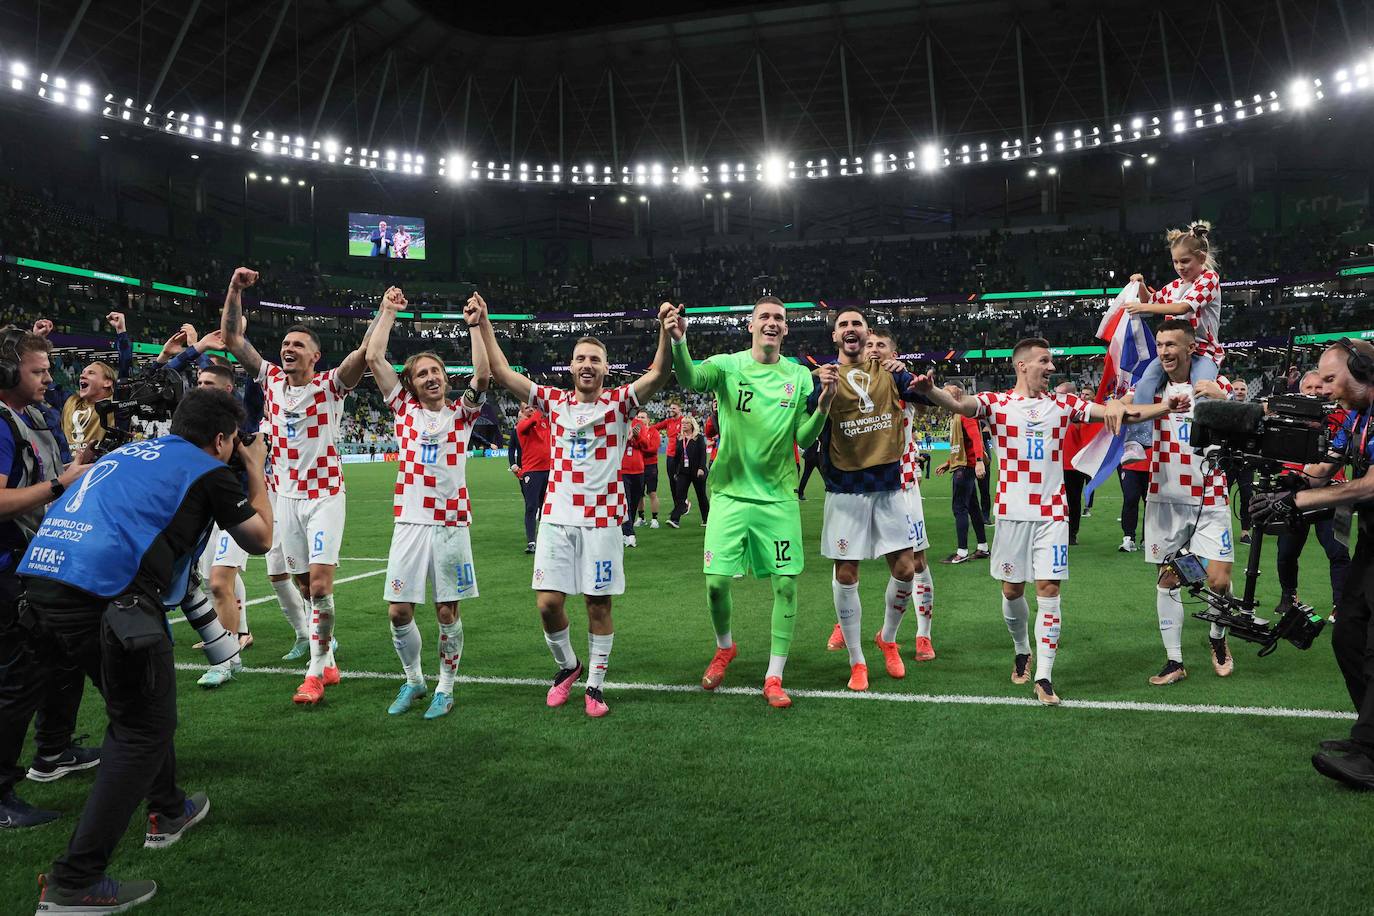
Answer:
[
  {"left": 6, "top": 458, "right": 1371, "bottom": 914},
  {"left": 347, "top": 239, "right": 426, "bottom": 260}
]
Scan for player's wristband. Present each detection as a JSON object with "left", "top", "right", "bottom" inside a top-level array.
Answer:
[{"left": 671, "top": 338, "right": 688, "bottom": 349}]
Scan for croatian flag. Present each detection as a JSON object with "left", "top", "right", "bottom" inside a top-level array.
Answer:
[{"left": 1073, "top": 281, "right": 1156, "bottom": 495}]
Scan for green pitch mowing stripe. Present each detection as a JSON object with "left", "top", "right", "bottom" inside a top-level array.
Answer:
[{"left": 177, "top": 661, "right": 1355, "bottom": 721}]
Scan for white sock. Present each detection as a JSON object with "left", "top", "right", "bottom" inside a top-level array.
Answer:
[
  {"left": 273, "top": 578, "right": 308, "bottom": 639},
  {"left": 766, "top": 654, "right": 787, "bottom": 679},
  {"left": 544, "top": 626, "right": 576, "bottom": 669},
  {"left": 716, "top": 630, "right": 733, "bottom": 650},
  {"left": 881, "top": 576, "right": 914, "bottom": 643},
  {"left": 1034, "top": 596, "right": 1061, "bottom": 683},
  {"left": 976, "top": 541, "right": 989, "bottom": 552},
  {"left": 913, "top": 568, "right": 934, "bottom": 639},
  {"left": 234, "top": 576, "right": 247, "bottom": 634},
  {"left": 307, "top": 594, "right": 335, "bottom": 678},
  {"left": 1209, "top": 622, "right": 1228, "bottom": 640},
  {"left": 587, "top": 633, "right": 614, "bottom": 689},
  {"left": 1156, "top": 586, "right": 1184, "bottom": 663},
  {"left": 437, "top": 620, "right": 463, "bottom": 694},
  {"left": 1002, "top": 594, "right": 1031, "bottom": 654},
  {"left": 833, "top": 577, "right": 865, "bottom": 666},
  {"left": 955, "top": 547, "right": 969, "bottom": 557},
  {"left": 390, "top": 620, "right": 424, "bottom": 685}
]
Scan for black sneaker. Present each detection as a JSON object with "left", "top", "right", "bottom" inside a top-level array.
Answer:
[
  {"left": 0, "top": 789, "right": 59, "bottom": 829},
  {"left": 1033, "top": 678, "right": 1061, "bottom": 706},
  {"left": 940, "top": 552, "right": 970, "bottom": 565},
  {"left": 1320, "top": 737, "right": 1361, "bottom": 754},
  {"left": 1148, "top": 659, "right": 1187, "bottom": 686},
  {"left": 524, "top": 541, "right": 536, "bottom": 555},
  {"left": 1239, "top": 531, "right": 1252, "bottom": 545},
  {"left": 666, "top": 519, "right": 681, "bottom": 529},
  {"left": 972, "top": 549, "right": 991, "bottom": 560},
  {"left": 28, "top": 737, "right": 100, "bottom": 783},
  {"left": 144, "top": 792, "right": 209, "bottom": 849},
  {"left": 36, "top": 873, "right": 157, "bottom": 912}
]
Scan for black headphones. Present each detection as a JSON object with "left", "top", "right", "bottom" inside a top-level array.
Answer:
[
  {"left": 1336, "top": 337, "right": 1374, "bottom": 385},
  {"left": 0, "top": 327, "right": 26, "bottom": 391}
]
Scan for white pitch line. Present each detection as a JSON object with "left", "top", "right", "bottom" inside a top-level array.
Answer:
[
  {"left": 171, "top": 662, "right": 1355, "bottom": 721},
  {"left": 168, "top": 567, "right": 390, "bottom": 625}
]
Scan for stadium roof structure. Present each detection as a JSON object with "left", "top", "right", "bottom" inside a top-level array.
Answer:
[{"left": 0, "top": 0, "right": 1362, "bottom": 174}]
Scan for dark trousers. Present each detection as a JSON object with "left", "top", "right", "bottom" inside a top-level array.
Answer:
[
  {"left": 918, "top": 453, "right": 932, "bottom": 480},
  {"left": 30, "top": 591, "right": 185, "bottom": 888},
  {"left": 951, "top": 466, "right": 986, "bottom": 550},
  {"left": 1065, "top": 470, "right": 1089, "bottom": 542},
  {"left": 670, "top": 473, "right": 710, "bottom": 523},
  {"left": 798, "top": 451, "right": 819, "bottom": 498},
  {"left": 0, "top": 573, "right": 85, "bottom": 796},
  {"left": 1333, "top": 532, "right": 1374, "bottom": 751},
  {"left": 1276, "top": 517, "right": 1351, "bottom": 608},
  {"left": 1229, "top": 464, "right": 1256, "bottom": 530},
  {"left": 621, "top": 473, "right": 645, "bottom": 536},
  {"left": 520, "top": 471, "right": 549, "bottom": 542},
  {"left": 976, "top": 467, "right": 992, "bottom": 520},
  {"left": 1119, "top": 468, "right": 1148, "bottom": 539}
]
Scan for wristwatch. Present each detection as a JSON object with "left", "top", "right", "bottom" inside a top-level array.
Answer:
[{"left": 49, "top": 480, "right": 66, "bottom": 499}]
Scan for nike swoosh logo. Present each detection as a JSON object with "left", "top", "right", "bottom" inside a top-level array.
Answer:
[{"left": 783, "top": 613, "right": 796, "bottom": 619}]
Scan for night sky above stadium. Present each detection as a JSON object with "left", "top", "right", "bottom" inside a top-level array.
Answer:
[{"left": 414, "top": 0, "right": 758, "bottom": 35}]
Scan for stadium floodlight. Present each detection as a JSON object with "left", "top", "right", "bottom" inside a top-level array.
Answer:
[
  {"left": 323, "top": 138, "right": 339, "bottom": 154},
  {"left": 280, "top": 175, "right": 289, "bottom": 184},
  {"left": 722, "top": 190, "right": 732, "bottom": 199},
  {"left": 638, "top": 194, "right": 648, "bottom": 203},
  {"left": 919, "top": 144, "right": 940, "bottom": 173},
  {"left": 1047, "top": 166, "right": 1058, "bottom": 175},
  {"left": 99, "top": 134, "right": 109, "bottom": 140},
  {"left": 298, "top": 179, "right": 306, "bottom": 186},
  {"left": 680, "top": 168, "right": 698, "bottom": 187},
  {"left": 190, "top": 153, "right": 199, "bottom": 160},
  {"left": 618, "top": 194, "right": 627, "bottom": 203},
  {"left": 1121, "top": 158, "right": 1131, "bottom": 168},
  {"left": 11, "top": 61, "right": 26, "bottom": 78},
  {"left": 762, "top": 155, "right": 787, "bottom": 186},
  {"left": 248, "top": 171, "right": 257, "bottom": 179},
  {"left": 1027, "top": 168, "right": 1037, "bottom": 178}
]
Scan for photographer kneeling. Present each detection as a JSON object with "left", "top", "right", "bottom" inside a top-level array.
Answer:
[
  {"left": 1252, "top": 339, "right": 1374, "bottom": 790},
  {"left": 25, "top": 388, "right": 273, "bottom": 913}
]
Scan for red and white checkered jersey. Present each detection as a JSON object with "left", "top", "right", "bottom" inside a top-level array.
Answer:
[
  {"left": 900, "top": 403, "right": 920, "bottom": 491},
  {"left": 387, "top": 384, "right": 481, "bottom": 526},
  {"left": 257, "top": 362, "right": 351, "bottom": 500},
  {"left": 1144, "top": 378, "right": 1233, "bottom": 506},
  {"left": 974, "top": 390, "right": 1090, "bottom": 522},
  {"left": 532, "top": 383, "right": 639, "bottom": 527},
  {"left": 1152, "top": 270, "right": 1223, "bottom": 365}
]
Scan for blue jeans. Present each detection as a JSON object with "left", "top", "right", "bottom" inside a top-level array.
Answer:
[{"left": 1125, "top": 355, "right": 1221, "bottom": 446}]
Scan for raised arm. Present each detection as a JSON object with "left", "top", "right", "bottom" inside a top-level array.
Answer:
[
  {"left": 795, "top": 363, "right": 838, "bottom": 449},
  {"left": 630, "top": 303, "right": 677, "bottom": 402},
  {"left": 662, "top": 305, "right": 721, "bottom": 393},
  {"left": 334, "top": 306, "right": 385, "bottom": 391},
  {"left": 108, "top": 312, "right": 132, "bottom": 379},
  {"left": 219, "top": 267, "right": 264, "bottom": 379},
  {"left": 468, "top": 292, "right": 534, "bottom": 403},
  {"left": 913, "top": 375, "right": 979, "bottom": 417},
  {"left": 464, "top": 293, "right": 491, "bottom": 397},
  {"left": 366, "top": 287, "right": 403, "bottom": 397}
]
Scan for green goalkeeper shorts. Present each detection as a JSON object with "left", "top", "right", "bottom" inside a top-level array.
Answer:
[{"left": 702, "top": 495, "right": 805, "bottom": 579}]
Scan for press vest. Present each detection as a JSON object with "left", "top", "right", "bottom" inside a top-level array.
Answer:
[
  {"left": 822, "top": 358, "right": 905, "bottom": 472},
  {"left": 0, "top": 401, "right": 65, "bottom": 567},
  {"left": 19, "top": 435, "right": 223, "bottom": 603}
]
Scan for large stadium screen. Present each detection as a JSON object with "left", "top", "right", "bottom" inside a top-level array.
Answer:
[{"left": 349, "top": 212, "right": 426, "bottom": 260}]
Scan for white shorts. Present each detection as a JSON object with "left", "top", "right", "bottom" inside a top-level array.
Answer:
[
  {"left": 277, "top": 492, "right": 346, "bottom": 573},
  {"left": 532, "top": 522, "right": 626, "bottom": 597},
  {"left": 990, "top": 519, "right": 1070, "bottom": 583},
  {"left": 208, "top": 525, "right": 248, "bottom": 570},
  {"left": 821, "top": 490, "right": 923, "bottom": 560},
  {"left": 385, "top": 523, "right": 479, "bottom": 604},
  {"left": 1144, "top": 501, "right": 1234, "bottom": 565}
]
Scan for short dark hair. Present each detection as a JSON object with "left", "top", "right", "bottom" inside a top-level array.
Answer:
[
  {"left": 1156, "top": 319, "right": 1196, "bottom": 338},
  {"left": 753, "top": 295, "right": 786, "bottom": 315},
  {"left": 171, "top": 388, "right": 245, "bottom": 448},
  {"left": 2, "top": 327, "right": 51, "bottom": 360},
  {"left": 198, "top": 364, "right": 235, "bottom": 387},
  {"left": 869, "top": 328, "right": 897, "bottom": 348},
  {"left": 830, "top": 308, "right": 870, "bottom": 330},
  {"left": 1011, "top": 337, "right": 1051, "bottom": 361},
  {"left": 283, "top": 324, "right": 321, "bottom": 350}
]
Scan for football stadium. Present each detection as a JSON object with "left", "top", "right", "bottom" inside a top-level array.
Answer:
[{"left": 2, "top": 0, "right": 1374, "bottom": 912}]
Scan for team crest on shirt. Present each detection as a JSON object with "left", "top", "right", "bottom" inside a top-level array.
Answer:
[
  {"left": 703, "top": 550, "right": 714, "bottom": 567},
  {"left": 534, "top": 568, "right": 545, "bottom": 583},
  {"left": 1001, "top": 562, "right": 1015, "bottom": 577},
  {"left": 784, "top": 382, "right": 795, "bottom": 396},
  {"left": 836, "top": 538, "right": 849, "bottom": 555},
  {"left": 1151, "top": 544, "right": 1161, "bottom": 558},
  {"left": 390, "top": 578, "right": 404, "bottom": 593}
]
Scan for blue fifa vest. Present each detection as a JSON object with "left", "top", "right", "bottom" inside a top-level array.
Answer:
[{"left": 19, "top": 435, "right": 224, "bottom": 604}]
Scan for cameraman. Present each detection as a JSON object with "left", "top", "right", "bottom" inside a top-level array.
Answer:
[
  {"left": 1255, "top": 339, "right": 1374, "bottom": 790},
  {"left": 0, "top": 328, "right": 95, "bottom": 829},
  {"left": 24, "top": 388, "right": 273, "bottom": 913},
  {"left": 1274, "top": 371, "right": 1350, "bottom": 619}
]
